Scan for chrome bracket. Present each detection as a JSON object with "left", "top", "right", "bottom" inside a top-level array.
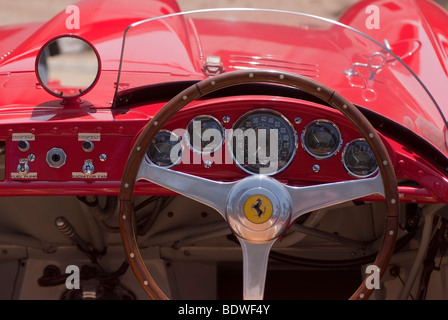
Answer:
[
  {"left": 344, "top": 52, "right": 386, "bottom": 81},
  {"left": 202, "top": 55, "right": 225, "bottom": 76}
]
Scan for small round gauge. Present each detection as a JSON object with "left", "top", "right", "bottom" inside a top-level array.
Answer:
[
  {"left": 146, "top": 130, "right": 183, "bottom": 167},
  {"left": 302, "top": 120, "right": 342, "bottom": 159},
  {"left": 186, "top": 115, "right": 225, "bottom": 154},
  {"left": 342, "top": 138, "right": 378, "bottom": 178},
  {"left": 230, "top": 110, "right": 297, "bottom": 175}
]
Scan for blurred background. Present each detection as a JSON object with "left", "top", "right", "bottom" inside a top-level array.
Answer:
[{"left": 0, "top": 0, "right": 447, "bottom": 26}]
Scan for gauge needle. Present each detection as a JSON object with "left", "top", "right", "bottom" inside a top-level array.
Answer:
[
  {"left": 252, "top": 145, "right": 262, "bottom": 157},
  {"left": 352, "top": 153, "right": 361, "bottom": 164}
]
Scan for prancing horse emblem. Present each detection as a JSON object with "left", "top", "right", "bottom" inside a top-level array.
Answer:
[
  {"left": 243, "top": 194, "right": 273, "bottom": 224},
  {"left": 252, "top": 198, "right": 266, "bottom": 218}
]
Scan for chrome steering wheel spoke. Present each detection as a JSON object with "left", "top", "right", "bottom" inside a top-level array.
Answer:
[
  {"left": 137, "top": 161, "right": 236, "bottom": 218},
  {"left": 239, "top": 237, "right": 276, "bottom": 300},
  {"left": 287, "top": 173, "right": 385, "bottom": 222}
]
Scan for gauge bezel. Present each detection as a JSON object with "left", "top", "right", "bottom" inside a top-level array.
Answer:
[
  {"left": 342, "top": 138, "right": 379, "bottom": 178},
  {"left": 229, "top": 109, "right": 298, "bottom": 175},
  {"left": 145, "top": 129, "right": 183, "bottom": 168},
  {"left": 301, "top": 119, "right": 343, "bottom": 160},
  {"left": 185, "top": 115, "right": 225, "bottom": 155}
]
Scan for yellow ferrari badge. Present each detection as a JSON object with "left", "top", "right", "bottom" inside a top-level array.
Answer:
[{"left": 243, "top": 194, "right": 273, "bottom": 224}]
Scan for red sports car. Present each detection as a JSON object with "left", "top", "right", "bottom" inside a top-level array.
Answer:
[{"left": 0, "top": 0, "right": 447, "bottom": 301}]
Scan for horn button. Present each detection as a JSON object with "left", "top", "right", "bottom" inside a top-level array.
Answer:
[{"left": 226, "top": 175, "right": 292, "bottom": 242}]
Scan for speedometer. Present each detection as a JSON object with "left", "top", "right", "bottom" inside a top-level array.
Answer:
[{"left": 230, "top": 110, "right": 297, "bottom": 175}]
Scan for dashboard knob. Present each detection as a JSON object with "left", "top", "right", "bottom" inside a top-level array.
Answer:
[
  {"left": 18, "top": 140, "right": 30, "bottom": 152},
  {"left": 17, "top": 162, "right": 29, "bottom": 175},
  {"left": 82, "top": 160, "right": 95, "bottom": 175},
  {"left": 27, "top": 154, "right": 36, "bottom": 162},
  {"left": 82, "top": 140, "right": 94, "bottom": 152}
]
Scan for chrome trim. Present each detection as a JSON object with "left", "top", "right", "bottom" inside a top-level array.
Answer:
[
  {"left": 225, "top": 175, "right": 292, "bottom": 241},
  {"left": 137, "top": 164, "right": 235, "bottom": 219},
  {"left": 239, "top": 238, "right": 276, "bottom": 300},
  {"left": 287, "top": 173, "right": 385, "bottom": 222},
  {"left": 137, "top": 159, "right": 384, "bottom": 300}
]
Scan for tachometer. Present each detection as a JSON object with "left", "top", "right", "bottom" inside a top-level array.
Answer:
[
  {"left": 186, "top": 115, "right": 225, "bottom": 154},
  {"left": 301, "top": 119, "right": 342, "bottom": 159},
  {"left": 146, "top": 130, "right": 183, "bottom": 167},
  {"left": 342, "top": 138, "right": 378, "bottom": 177},
  {"left": 230, "top": 110, "right": 297, "bottom": 175}
]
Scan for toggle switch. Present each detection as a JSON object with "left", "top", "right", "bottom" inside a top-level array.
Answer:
[
  {"left": 17, "top": 161, "right": 29, "bottom": 175},
  {"left": 82, "top": 159, "right": 95, "bottom": 175}
]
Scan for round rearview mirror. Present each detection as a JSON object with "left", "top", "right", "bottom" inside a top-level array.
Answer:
[{"left": 36, "top": 35, "right": 100, "bottom": 99}]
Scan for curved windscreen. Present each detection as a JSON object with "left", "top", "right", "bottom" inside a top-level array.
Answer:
[{"left": 114, "top": 8, "right": 447, "bottom": 156}]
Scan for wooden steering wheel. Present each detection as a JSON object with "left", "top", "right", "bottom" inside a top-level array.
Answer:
[{"left": 119, "top": 69, "right": 399, "bottom": 300}]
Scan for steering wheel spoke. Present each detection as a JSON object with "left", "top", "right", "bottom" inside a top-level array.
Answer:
[
  {"left": 137, "top": 161, "right": 236, "bottom": 218},
  {"left": 287, "top": 173, "right": 385, "bottom": 222},
  {"left": 239, "top": 237, "right": 276, "bottom": 300}
]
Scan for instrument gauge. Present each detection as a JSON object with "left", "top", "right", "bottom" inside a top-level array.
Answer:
[
  {"left": 302, "top": 120, "right": 342, "bottom": 159},
  {"left": 342, "top": 138, "right": 378, "bottom": 178},
  {"left": 230, "top": 110, "right": 297, "bottom": 175},
  {"left": 186, "top": 115, "right": 225, "bottom": 154},
  {"left": 146, "top": 130, "right": 183, "bottom": 168}
]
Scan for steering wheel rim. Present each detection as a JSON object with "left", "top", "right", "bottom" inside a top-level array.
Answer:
[{"left": 119, "top": 69, "right": 399, "bottom": 300}]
